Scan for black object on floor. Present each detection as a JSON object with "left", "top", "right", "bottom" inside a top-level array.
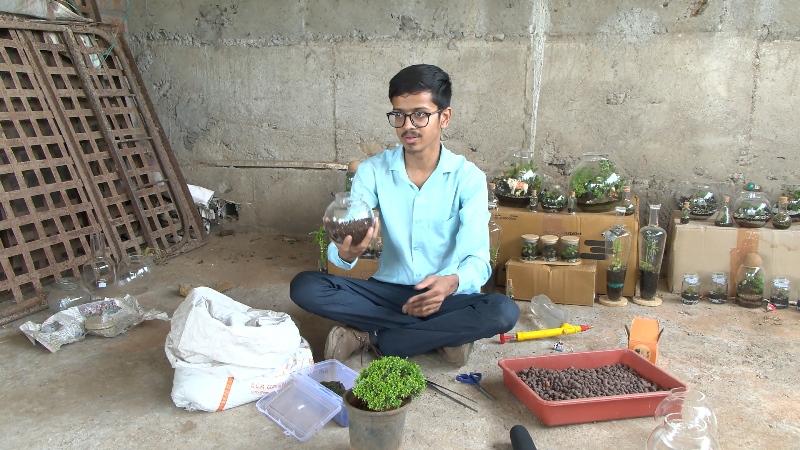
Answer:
[{"left": 510, "top": 425, "right": 537, "bottom": 450}]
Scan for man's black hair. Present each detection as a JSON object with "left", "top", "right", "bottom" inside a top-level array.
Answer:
[{"left": 388, "top": 64, "right": 452, "bottom": 109}]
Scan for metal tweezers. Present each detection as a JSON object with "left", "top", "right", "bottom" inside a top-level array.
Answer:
[{"left": 426, "top": 379, "right": 478, "bottom": 413}]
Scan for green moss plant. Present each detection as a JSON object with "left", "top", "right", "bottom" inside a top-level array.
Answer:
[{"left": 352, "top": 356, "right": 426, "bottom": 412}]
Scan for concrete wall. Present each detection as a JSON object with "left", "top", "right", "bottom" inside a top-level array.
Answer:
[{"left": 98, "top": 0, "right": 799, "bottom": 233}]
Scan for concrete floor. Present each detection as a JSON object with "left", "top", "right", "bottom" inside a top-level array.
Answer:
[{"left": 1, "top": 231, "right": 799, "bottom": 449}]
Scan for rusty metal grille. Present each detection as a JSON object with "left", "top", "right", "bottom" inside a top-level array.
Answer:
[{"left": 0, "top": 19, "right": 204, "bottom": 324}]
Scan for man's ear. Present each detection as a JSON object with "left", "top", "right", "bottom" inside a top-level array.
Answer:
[{"left": 440, "top": 107, "right": 452, "bottom": 129}]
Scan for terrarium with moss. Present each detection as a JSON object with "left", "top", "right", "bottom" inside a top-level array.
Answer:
[
  {"left": 538, "top": 179, "right": 568, "bottom": 213},
  {"left": 569, "top": 153, "right": 624, "bottom": 212},
  {"left": 493, "top": 151, "right": 542, "bottom": 208},
  {"left": 736, "top": 254, "right": 765, "bottom": 308},
  {"left": 733, "top": 183, "right": 771, "bottom": 228},
  {"left": 676, "top": 184, "right": 719, "bottom": 218},
  {"left": 780, "top": 184, "right": 800, "bottom": 221}
]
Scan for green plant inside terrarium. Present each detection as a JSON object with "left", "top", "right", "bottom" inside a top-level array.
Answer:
[
  {"left": 737, "top": 272, "right": 765, "bottom": 294},
  {"left": 561, "top": 244, "right": 579, "bottom": 260},
  {"left": 570, "top": 159, "right": 623, "bottom": 205},
  {"left": 639, "top": 235, "right": 661, "bottom": 273},
  {"left": 733, "top": 202, "right": 771, "bottom": 221},
  {"left": 608, "top": 238, "right": 626, "bottom": 271},
  {"left": 538, "top": 188, "right": 567, "bottom": 211},
  {"left": 781, "top": 186, "right": 800, "bottom": 217}
]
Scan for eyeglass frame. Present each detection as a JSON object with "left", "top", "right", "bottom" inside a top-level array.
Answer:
[{"left": 386, "top": 108, "right": 444, "bottom": 128}]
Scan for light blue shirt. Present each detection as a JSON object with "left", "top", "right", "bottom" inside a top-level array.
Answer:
[{"left": 329, "top": 145, "right": 491, "bottom": 294}]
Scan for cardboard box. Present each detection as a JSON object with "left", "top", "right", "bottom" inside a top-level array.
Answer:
[
  {"left": 494, "top": 206, "right": 639, "bottom": 296},
  {"left": 505, "top": 259, "right": 596, "bottom": 306},
  {"left": 626, "top": 317, "right": 662, "bottom": 364},
  {"left": 327, "top": 258, "right": 378, "bottom": 280},
  {"left": 668, "top": 218, "right": 800, "bottom": 298}
]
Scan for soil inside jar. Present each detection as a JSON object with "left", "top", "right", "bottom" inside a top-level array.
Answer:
[
  {"left": 606, "top": 268, "right": 626, "bottom": 300},
  {"left": 737, "top": 291, "right": 763, "bottom": 308},
  {"left": 770, "top": 294, "right": 789, "bottom": 309},
  {"left": 516, "top": 363, "right": 666, "bottom": 401},
  {"left": 681, "top": 293, "right": 700, "bottom": 305},
  {"left": 639, "top": 270, "right": 659, "bottom": 299},
  {"left": 325, "top": 218, "right": 373, "bottom": 245}
]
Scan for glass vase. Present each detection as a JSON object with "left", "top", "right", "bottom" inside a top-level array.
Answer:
[
  {"left": 713, "top": 195, "right": 734, "bottom": 227},
  {"left": 81, "top": 232, "right": 117, "bottom": 300},
  {"left": 639, "top": 204, "right": 666, "bottom": 300},
  {"left": 115, "top": 254, "right": 154, "bottom": 296},
  {"left": 47, "top": 277, "right": 92, "bottom": 312},
  {"left": 322, "top": 192, "right": 375, "bottom": 245},
  {"left": 569, "top": 153, "right": 623, "bottom": 212},
  {"left": 647, "top": 414, "right": 719, "bottom": 450},
  {"left": 604, "top": 207, "right": 631, "bottom": 300},
  {"left": 653, "top": 388, "right": 719, "bottom": 440}
]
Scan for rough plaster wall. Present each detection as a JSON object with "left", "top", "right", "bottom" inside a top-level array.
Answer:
[{"left": 112, "top": 0, "right": 800, "bottom": 232}]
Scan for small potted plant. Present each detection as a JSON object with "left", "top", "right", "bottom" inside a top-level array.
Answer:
[
  {"left": 344, "top": 356, "right": 426, "bottom": 450},
  {"left": 569, "top": 154, "right": 624, "bottom": 212}
]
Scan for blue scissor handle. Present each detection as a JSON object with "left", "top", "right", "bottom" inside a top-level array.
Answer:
[{"left": 456, "top": 372, "right": 482, "bottom": 385}]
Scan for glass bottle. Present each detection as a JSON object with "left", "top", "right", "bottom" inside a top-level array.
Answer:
[
  {"left": 521, "top": 234, "right": 539, "bottom": 261},
  {"left": 647, "top": 414, "right": 719, "bottom": 450},
  {"left": 681, "top": 273, "right": 701, "bottom": 305},
  {"left": 780, "top": 183, "right": 800, "bottom": 221},
  {"left": 115, "top": 254, "right": 154, "bottom": 296},
  {"left": 707, "top": 272, "right": 728, "bottom": 304},
  {"left": 81, "top": 232, "right": 117, "bottom": 300},
  {"left": 736, "top": 253, "right": 765, "bottom": 308},
  {"left": 604, "top": 207, "right": 631, "bottom": 301},
  {"left": 47, "top": 276, "right": 92, "bottom": 312},
  {"left": 713, "top": 195, "right": 734, "bottom": 227},
  {"left": 345, "top": 160, "right": 360, "bottom": 192},
  {"left": 772, "top": 196, "right": 792, "bottom": 230},
  {"left": 638, "top": 204, "right": 666, "bottom": 300},
  {"left": 679, "top": 201, "right": 691, "bottom": 224},
  {"left": 487, "top": 181, "right": 498, "bottom": 210},
  {"left": 567, "top": 191, "right": 577, "bottom": 214},
  {"left": 770, "top": 276, "right": 790, "bottom": 309},
  {"left": 505, "top": 278, "right": 515, "bottom": 299},
  {"left": 322, "top": 192, "right": 375, "bottom": 245},
  {"left": 528, "top": 189, "right": 539, "bottom": 211},
  {"left": 620, "top": 185, "right": 635, "bottom": 215},
  {"left": 559, "top": 235, "right": 580, "bottom": 262},
  {"left": 540, "top": 235, "right": 559, "bottom": 262}
]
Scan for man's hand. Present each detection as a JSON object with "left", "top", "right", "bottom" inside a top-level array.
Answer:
[
  {"left": 335, "top": 219, "right": 380, "bottom": 263},
  {"left": 402, "top": 274, "right": 459, "bottom": 318}
]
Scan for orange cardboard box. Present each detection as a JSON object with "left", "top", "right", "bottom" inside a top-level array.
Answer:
[
  {"left": 626, "top": 317, "right": 662, "bottom": 364},
  {"left": 494, "top": 205, "right": 638, "bottom": 296},
  {"left": 505, "top": 259, "right": 596, "bottom": 306}
]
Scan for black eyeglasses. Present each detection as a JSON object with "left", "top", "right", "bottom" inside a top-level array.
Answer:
[{"left": 386, "top": 109, "right": 443, "bottom": 128}]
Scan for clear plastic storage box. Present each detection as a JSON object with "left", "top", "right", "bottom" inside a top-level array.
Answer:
[{"left": 302, "top": 359, "right": 359, "bottom": 427}]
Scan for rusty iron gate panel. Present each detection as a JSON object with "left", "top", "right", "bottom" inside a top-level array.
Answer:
[{"left": 0, "top": 18, "right": 205, "bottom": 324}]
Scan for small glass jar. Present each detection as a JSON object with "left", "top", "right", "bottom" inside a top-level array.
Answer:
[
  {"left": 707, "top": 272, "right": 728, "bottom": 304},
  {"left": 780, "top": 183, "right": 800, "bottom": 221},
  {"left": 521, "top": 234, "right": 539, "bottom": 261},
  {"left": 772, "top": 196, "right": 792, "bottom": 230},
  {"left": 770, "top": 276, "right": 790, "bottom": 309},
  {"left": 540, "top": 235, "right": 559, "bottom": 262},
  {"left": 47, "top": 277, "right": 92, "bottom": 312},
  {"left": 681, "top": 273, "right": 700, "bottom": 305},
  {"left": 620, "top": 185, "right": 636, "bottom": 216},
  {"left": 736, "top": 264, "right": 765, "bottom": 308},
  {"left": 559, "top": 235, "right": 580, "bottom": 262},
  {"left": 679, "top": 201, "right": 691, "bottom": 224}
]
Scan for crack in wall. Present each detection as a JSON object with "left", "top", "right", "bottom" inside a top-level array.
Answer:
[{"left": 740, "top": 39, "right": 761, "bottom": 167}]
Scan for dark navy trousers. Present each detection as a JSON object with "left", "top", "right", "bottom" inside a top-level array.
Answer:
[{"left": 290, "top": 271, "right": 519, "bottom": 357}]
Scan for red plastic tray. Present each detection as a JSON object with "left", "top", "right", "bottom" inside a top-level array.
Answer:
[{"left": 498, "top": 349, "right": 686, "bottom": 426}]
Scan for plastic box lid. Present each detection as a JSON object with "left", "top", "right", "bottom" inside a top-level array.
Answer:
[
  {"left": 256, "top": 373, "right": 342, "bottom": 442},
  {"left": 302, "top": 359, "right": 359, "bottom": 427}
]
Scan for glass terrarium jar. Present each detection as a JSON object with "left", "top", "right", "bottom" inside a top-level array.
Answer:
[
  {"left": 639, "top": 204, "right": 666, "bottom": 300},
  {"left": 681, "top": 273, "right": 701, "bottom": 305},
  {"left": 115, "top": 254, "right": 154, "bottom": 296},
  {"left": 620, "top": 185, "right": 635, "bottom": 216},
  {"left": 646, "top": 413, "right": 719, "bottom": 450},
  {"left": 47, "top": 277, "right": 92, "bottom": 312},
  {"left": 81, "top": 232, "right": 117, "bottom": 300},
  {"left": 772, "top": 196, "right": 792, "bottom": 230},
  {"left": 677, "top": 184, "right": 719, "bottom": 218},
  {"left": 559, "top": 235, "right": 580, "bottom": 262},
  {"left": 538, "top": 178, "right": 568, "bottom": 212},
  {"left": 736, "top": 254, "right": 765, "bottom": 308},
  {"left": 494, "top": 151, "right": 541, "bottom": 207},
  {"left": 540, "top": 235, "right": 559, "bottom": 262},
  {"left": 604, "top": 207, "right": 631, "bottom": 301},
  {"left": 733, "top": 184, "right": 772, "bottom": 228},
  {"left": 713, "top": 195, "right": 734, "bottom": 227},
  {"left": 780, "top": 183, "right": 800, "bottom": 221},
  {"left": 323, "top": 192, "right": 375, "bottom": 245},
  {"left": 707, "top": 272, "right": 728, "bottom": 304},
  {"left": 569, "top": 153, "right": 624, "bottom": 212},
  {"left": 521, "top": 234, "right": 539, "bottom": 261},
  {"left": 770, "top": 276, "right": 790, "bottom": 309}
]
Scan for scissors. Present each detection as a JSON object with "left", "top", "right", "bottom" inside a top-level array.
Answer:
[{"left": 456, "top": 372, "right": 495, "bottom": 400}]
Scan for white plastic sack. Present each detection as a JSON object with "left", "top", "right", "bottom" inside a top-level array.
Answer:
[{"left": 165, "top": 287, "right": 313, "bottom": 411}]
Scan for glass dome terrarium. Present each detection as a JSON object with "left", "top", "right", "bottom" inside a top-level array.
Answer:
[
  {"left": 733, "top": 183, "right": 772, "bottom": 228},
  {"left": 736, "top": 253, "right": 765, "bottom": 308},
  {"left": 323, "top": 192, "right": 375, "bottom": 245},
  {"left": 569, "top": 153, "right": 624, "bottom": 212},
  {"left": 493, "top": 151, "right": 542, "bottom": 208},
  {"left": 676, "top": 184, "right": 719, "bottom": 218},
  {"left": 537, "top": 178, "right": 568, "bottom": 212}
]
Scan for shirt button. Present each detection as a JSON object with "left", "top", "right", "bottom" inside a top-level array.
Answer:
[{"left": 413, "top": 246, "right": 420, "bottom": 251}]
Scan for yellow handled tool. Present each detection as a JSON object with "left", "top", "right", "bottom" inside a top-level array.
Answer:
[{"left": 499, "top": 323, "right": 591, "bottom": 344}]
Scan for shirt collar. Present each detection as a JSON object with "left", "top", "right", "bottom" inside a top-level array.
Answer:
[{"left": 389, "top": 144, "right": 459, "bottom": 173}]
